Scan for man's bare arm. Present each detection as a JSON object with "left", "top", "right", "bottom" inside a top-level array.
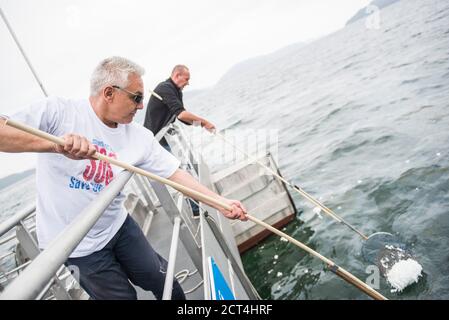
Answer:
[
  {"left": 0, "top": 118, "right": 55, "bottom": 153},
  {"left": 177, "top": 111, "right": 216, "bottom": 131},
  {"left": 168, "top": 168, "right": 247, "bottom": 221},
  {"left": 0, "top": 118, "right": 96, "bottom": 159}
]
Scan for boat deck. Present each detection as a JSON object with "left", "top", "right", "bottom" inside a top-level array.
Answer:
[{"left": 136, "top": 204, "right": 204, "bottom": 300}]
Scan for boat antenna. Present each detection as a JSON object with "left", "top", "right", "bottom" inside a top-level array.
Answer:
[{"left": 1, "top": 7, "right": 48, "bottom": 97}]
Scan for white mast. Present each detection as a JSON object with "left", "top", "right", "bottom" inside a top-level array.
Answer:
[{"left": 1, "top": 7, "right": 48, "bottom": 97}]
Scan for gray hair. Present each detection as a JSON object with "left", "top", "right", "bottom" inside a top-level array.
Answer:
[
  {"left": 171, "top": 64, "right": 189, "bottom": 76},
  {"left": 90, "top": 56, "right": 145, "bottom": 96}
]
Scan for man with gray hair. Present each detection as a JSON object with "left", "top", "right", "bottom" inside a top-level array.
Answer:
[{"left": 0, "top": 56, "right": 247, "bottom": 300}]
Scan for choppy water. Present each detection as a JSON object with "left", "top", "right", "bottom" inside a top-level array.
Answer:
[
  {"left": 0, "top": 176, "right": 35, "bottom": 273},
  {"left": 185, "top": 0, "right": 449, "bottom": 299},
  {"left": 0, "top": 177, "right": 35, "bottom": 220},
  {"left": 1, "top": 0, "right": 448, "bottom": 300}
]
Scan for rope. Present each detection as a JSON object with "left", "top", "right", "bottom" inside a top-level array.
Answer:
[{"left": 175, "top": 269, "right": 203, "bottom": 294}]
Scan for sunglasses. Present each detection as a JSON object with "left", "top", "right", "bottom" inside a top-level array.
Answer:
[{"left": 112, "top": 85, "right": 144, "bottom": 104}]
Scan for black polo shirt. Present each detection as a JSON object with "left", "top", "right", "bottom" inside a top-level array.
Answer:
[{"left": 143, "top": 78, "right": 186, "bottom": 136}]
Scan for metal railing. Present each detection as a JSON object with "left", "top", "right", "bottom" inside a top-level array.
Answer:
[
  {"left": 0, "top": 170, "right": 133, "bottom": 300},
  {"left": 162, "top": 123, "right": 260, "bottom": 300},
  {"left": 0, "top": 205, "right": 35, "bottom": 238},
  {"left": 162, "top": 216, "right": 181, "bottom": 300},
  {"left": 0, "top": 205, "right": 36, "bottom": 288},
  {"left": 0, "top": 121, "right": 261, "bottom": 300}
]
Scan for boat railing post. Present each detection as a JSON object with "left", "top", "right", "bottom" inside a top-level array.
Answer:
[
  {"left": 170, "top": 123, "right": 200, "bottom": 175},
  {"left": 162, "top": 216, "right": 182, "bottom": 300},
  {"left": 154, "top": 126, "right": 171, "bottom": 143},
  {"left": 35, "top": 265, "right": 67, "bottom": 300},
  {"left": 0, "top": 205, "right": 35, "bottom": 238},
  {"left": 150, "top": 180, "right": 203, "bottom": 275},
  {"left": 156, "top": 122, "right": 260, "bottom": 299},
  {"left": 15, "top": 220, "right": 40, "bottom": 260},
  {"left": 133, "top": 174, "right": 157, "bottom": 212},
  {"left": 0, "top": 206, "right": 36, "bottom": 287}
]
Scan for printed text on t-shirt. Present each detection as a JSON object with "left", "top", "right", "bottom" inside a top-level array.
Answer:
[{"left": 69, "top": 140, "right": 117, "bottom": 193}]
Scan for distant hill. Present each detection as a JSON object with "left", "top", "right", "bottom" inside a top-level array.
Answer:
[
  {"left": 346, "top": 0, "right": 400, "bottom": 25},
  {"left": 216, "top": 41, "right": 305, "bottom": 86},
  {"left": 0, "top": 168, "right": 35, "bottom": 191}
]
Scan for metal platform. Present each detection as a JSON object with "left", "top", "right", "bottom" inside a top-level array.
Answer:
[{"left": 211, "top": 153, "right": 297, "bottom": 252}]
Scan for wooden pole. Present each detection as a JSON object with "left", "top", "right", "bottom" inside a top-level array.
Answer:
[{"left": 3, "top": 118, "right": 386, "bottom": 300}]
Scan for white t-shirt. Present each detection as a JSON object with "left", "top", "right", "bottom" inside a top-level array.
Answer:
[{"left": 11, "top": 96, "right": 180, "bottom": 257}]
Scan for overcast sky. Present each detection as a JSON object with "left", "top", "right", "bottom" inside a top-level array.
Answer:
[{"left": 0, "top": 0, "right": 369, "bottom": 178}]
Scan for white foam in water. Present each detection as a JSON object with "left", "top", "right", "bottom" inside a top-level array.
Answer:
[
  {"left": 313, "top": 207, "right": 323, "bottom": 219},
  {"left": 386, "top": 258, "right": 423, "bottom": 292}
]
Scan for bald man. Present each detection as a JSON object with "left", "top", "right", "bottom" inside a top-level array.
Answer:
[{"left": 143, "top": 65, "right": 215, "bottom": 149}]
